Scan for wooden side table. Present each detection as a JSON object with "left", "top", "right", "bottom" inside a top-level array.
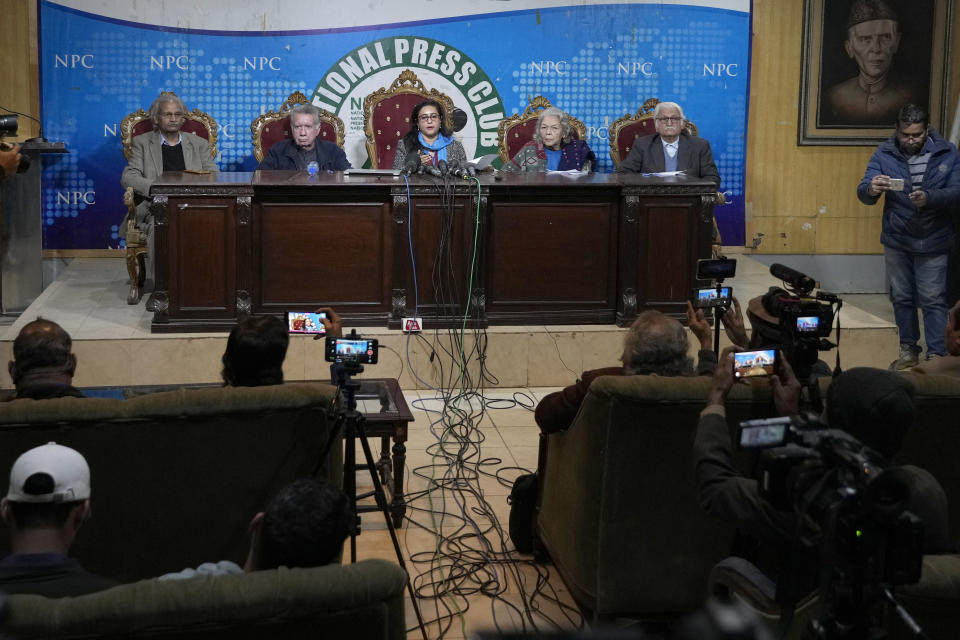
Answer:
[{"left": 353, "top": 378, "right": 414, "bottom": 528}]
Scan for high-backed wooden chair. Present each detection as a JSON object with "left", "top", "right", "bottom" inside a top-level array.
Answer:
[
  {"left": 497, "top": 95, "right": 588, "bottom": 164},
  {"left": 251, "top": 91, "right": 345, "bottom": 163},
  {"left": 607, "top": 97, "right": 698, "bottom": 167},
  {"left": 119, "top": 93, "right": 218, "bottom": 304},
  {"left": 362, "top": 69, "right": 455, "bottom": 169}
]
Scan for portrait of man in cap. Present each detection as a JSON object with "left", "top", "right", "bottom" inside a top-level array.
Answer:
[{"left": 818, "top": 0, "right": 931, "bottom": 127}]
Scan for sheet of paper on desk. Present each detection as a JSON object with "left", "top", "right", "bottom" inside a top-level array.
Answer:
[
  {"left": 469, "top": 154, "right": 499, "bottom": 170},
  {"left": 548, "top": 169, "right": 590, "bottom": 178},
  {"left": 641, "top": 170, "right": 687, "bottom": 177}
]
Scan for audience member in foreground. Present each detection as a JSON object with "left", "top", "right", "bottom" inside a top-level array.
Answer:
[
  {"left": 8, "top": 318, "right": 84, "bottom": 400},
  {"left": 0, "top": 443, "right": 117, "bottom": 596},
  {"left": 159, "top": 478, "right": 351, "bottom": 579},
  {"left": 694, "top": 351, "right": 951, "bottom": 595},
  {"left": 221, "top": 308, "right": 342, "bottom": 387},
  {"left": 535, "top": 304, "right": 716, "bottom": 435}
]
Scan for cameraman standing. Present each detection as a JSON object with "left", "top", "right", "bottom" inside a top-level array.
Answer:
[
  {"left": 0, "top": 143, "right": 21, "bottom": 179},
  {"left": 694, "top": 350, "right": 952, "bottom": 593}
]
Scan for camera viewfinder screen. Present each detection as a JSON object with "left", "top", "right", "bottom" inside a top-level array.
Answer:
[
  {"left": 733, "top": 349, "right": 776, "bottom": 378},
  {"left": 287, "top": 312, "right": 326, "bottom": 334},
  {"left": 697, "top": 287, "right": 731, "bottom": 302},
  {"left": 796, "top": 316, "right": 819, "bottom": 332},
  {"left": 336, "top": 339, "right": 373, "bottom": 357},
  {"left": 739, "top": 424, "right": 787, "bottom": 448}
]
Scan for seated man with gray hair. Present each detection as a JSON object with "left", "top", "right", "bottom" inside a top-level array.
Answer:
[
  {"left": 535, "top": 304, "right": 716, "bottom": 434},
  {"left": 257, "top": 103, "right": 351, "bottom": 172},
  {"left": 615, "top": 100, "right": 721, "bottom": 187}
]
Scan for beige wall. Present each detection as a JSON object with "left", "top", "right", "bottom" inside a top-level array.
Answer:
[
  {"left": 746, "top": 0, "right": 960, "bottom": 255},
  {"left": 4, "top": 0, "right": 957, "bottom": 254}
]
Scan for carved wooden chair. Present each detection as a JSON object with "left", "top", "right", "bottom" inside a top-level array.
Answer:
[
  {"left": 251, "top": 90, "right": 345, "bottom": 163},
  {"left": 496, "top": 95, "right": 588, "bottom": 164},
  {"left": 120, "top": 93, "right": 218, "bottom": 304},
  {"left": 362, "top": 69, "right": 455, "bottom": 169},
  {"left": 607, "top": 97, "right": 698, "bottom": 167}
]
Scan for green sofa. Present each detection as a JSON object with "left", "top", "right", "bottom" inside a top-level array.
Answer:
[
  {"left": 0, "top": 382, "right": 342, "bottom": 583},
  {"left": 535, "top": 371, "right": 960, "bottom": 622},
  {"left": 3, "top": 558, "right": 407, "bottom": 639}
]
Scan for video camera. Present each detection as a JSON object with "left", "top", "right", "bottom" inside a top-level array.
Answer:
[
  {"left": 765, "top": 264, "right": 842, "bottom": 382},
  {"left": 738, "top": 412, "right": 923, "bottom": 589}
]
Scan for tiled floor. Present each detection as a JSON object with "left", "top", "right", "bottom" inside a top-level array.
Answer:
[{"left": 349, "top": 385, "right": 580, "bottom": 639}]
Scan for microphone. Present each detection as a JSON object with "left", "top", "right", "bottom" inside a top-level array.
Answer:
[
  {"left": 402, "top": 151, "right": 421, "bottom": 176},
  {"left": 466, "top": 164, "right": 476, "bottom": 177},
  {"left": 447, "top": 160, "right": 466, "bottom": 178},
  {"left": 770, "top": 263, "right": 817, "bottom": 294},
  {"left": 437, "top": 159, "right": 448, "bottom": 177},
  {"left": 423, "top": 163, "right": 443, "bottom": 177}
]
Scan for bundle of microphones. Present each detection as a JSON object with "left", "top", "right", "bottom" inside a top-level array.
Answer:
[{"left": 401, "top": 151, "right": 476, "bottom": 178}]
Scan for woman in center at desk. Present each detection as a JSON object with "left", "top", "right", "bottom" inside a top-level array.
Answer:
[
  {"left": 392, "top": 100, "right": 467, "bottom": 171},
  {"left": 504, "top": 106, "right": 595, "bottom": 173}
]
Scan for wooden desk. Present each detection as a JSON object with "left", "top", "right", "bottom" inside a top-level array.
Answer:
[{"left": 148, "top": 171, "right": 718, "bottom": 332}]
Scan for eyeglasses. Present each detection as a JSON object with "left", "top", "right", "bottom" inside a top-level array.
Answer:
[
  {"left": 159, "top": 112, "right": 185, "bottom": 119},
  {"left": 656, "top": 116, "right": 682, "bottom": 123},
  {"left": 418, "top": 113, "right": 440, "bottom": 122}
]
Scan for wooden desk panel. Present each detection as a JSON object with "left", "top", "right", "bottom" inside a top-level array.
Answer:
[{"left": 149, "top": 171, "right": 718, "bottom": 332}]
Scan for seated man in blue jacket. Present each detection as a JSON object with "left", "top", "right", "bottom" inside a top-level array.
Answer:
[
  {"left": 858, "top": 103, "right": 960, "bottom": 370},
  {"left": 258, "top": 104, "right": 351, "bottom": 172}
]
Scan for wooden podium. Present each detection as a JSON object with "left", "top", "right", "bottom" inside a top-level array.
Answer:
[{"left": 148, "top": 171, "right": 719, "bottom": 333}]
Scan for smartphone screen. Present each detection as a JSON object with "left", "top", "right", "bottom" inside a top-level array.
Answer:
[
  {"left": 796, "top": 316, "right": 819, "bottom": 333},
  {"left": 286, "top": 311, "right": 327, "bottom": 335},
  {"left": 733, "top": 349, "right": 777, "bottom": 378},
  {"left": 694, "top": 287, "right": 732, "bottom": 308}
]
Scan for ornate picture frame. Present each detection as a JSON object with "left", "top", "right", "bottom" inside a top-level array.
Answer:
[{"left": 798, "top": 0, "right": 951, "bottom": 146}]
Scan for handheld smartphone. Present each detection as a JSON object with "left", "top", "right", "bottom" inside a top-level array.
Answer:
[
  {"left": 888, "top": 178, "right": 904, "bottom": 191},
  {"left": 733, "top": 349, "right": 777, "bottom": 379},
  {"left": 796, "top": 315, "right": 820, "bottom": 333},
  {"left": 325, "top": 337, "right": 379, "bottom": 364},
  {"left": 693, "top": 286, "right": 732, "bottom": 308},
  {"left": 286, "top": 311, "right": 327, "bottom": 335}
]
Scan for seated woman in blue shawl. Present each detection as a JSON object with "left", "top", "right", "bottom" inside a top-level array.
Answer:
[
  {"left": 392, "top": 100, "right": 467, "bottom": 170},
  {"left": 505, "top": 107, "right": 595, "bottom": 173}
]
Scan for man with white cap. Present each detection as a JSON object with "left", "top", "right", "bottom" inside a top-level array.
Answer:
[{"left": 0, "top": 442, "right": 116, "bottom": 596}]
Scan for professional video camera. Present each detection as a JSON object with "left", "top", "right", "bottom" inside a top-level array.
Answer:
[
  {"left": 765, "top": 264, "right": 842, "bottom": 384},
  {"left": 0, "top": 114, "right": 31, "bottom": 175},
  {"left": 738, "top": 413, "right": 924, "bottom": 638}
]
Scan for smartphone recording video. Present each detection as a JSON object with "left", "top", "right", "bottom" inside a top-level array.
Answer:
[
  {"left": 733, "top": 349, "right": 777, "bottom": 379},
  {"left": 693, "top": 287, "right": 732, "bottom": 308},
  {"left": 286, "top": 311, "right": 327, "bottom": 335}
]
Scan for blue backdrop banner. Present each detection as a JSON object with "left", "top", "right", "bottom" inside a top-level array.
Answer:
[{"left": 40, "top": 0, "right": 751, "bottom": 250}]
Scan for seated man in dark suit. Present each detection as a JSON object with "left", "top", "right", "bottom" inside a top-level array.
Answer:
[
  {"left": 616, "top": 100, "right": 721, "bottom": 188},
  {"left": 257, "top": 104, "right": 351, "bottom": 172},
  {"left": 7, "top": 318, "right": 84, "bottom": 400},
  {"left": 121, "top": 91, "right": 218, "bottom": 306},
  {"left": 0, "top": 443, "right": 117, "bottom": 596}
]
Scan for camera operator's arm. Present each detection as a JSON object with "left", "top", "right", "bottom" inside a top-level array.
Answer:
[
  {"left": 770, "top": 351, "right": 801, "bottom": 417},
  {"left": 687, "top": 301, "right": 717, "bottom": 375},
  {"left": 0, "top": 144, "right": 21, "bottom": 179},
  {"left": 315, "top": 306, "right": 342, "bottom": 338},
  {"left": 721, "top": 296, "right": 748, "bottom": 350},
  {"left": 694, "top": 348, "right": 790, "bottom": 540}
]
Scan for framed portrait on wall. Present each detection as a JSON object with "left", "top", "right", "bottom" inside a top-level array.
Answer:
[{"left": 798, "top": 0, "right": 952, "bottom": 146}]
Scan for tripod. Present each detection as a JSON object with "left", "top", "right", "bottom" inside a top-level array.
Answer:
[{"left": 333, "top": 358, "right": 428, "bottom": 640}]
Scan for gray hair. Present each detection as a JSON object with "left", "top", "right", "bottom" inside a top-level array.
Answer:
[
  {"left": 148, "top": 92, "right": 188, "bottom": 130},
  {"left": 621, "top": 310, "right": 694, "bottom": 376},
  {"left": 653, "top": 101, "right": 686, "bottom": 122},
  {"left": 532, "top": 106, "right": 575, "bottom": 146},
  {"left": 289, "top": 103, "right": 321, "bottom": 127}
]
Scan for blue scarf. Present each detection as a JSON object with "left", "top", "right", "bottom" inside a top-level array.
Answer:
[{"left": 418, "top": 132, "right": 454, "bottom": 165}]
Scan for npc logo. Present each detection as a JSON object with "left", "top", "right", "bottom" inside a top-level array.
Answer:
[{"left": 312, "top": 37, "right": 506, "bottom": 168}]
